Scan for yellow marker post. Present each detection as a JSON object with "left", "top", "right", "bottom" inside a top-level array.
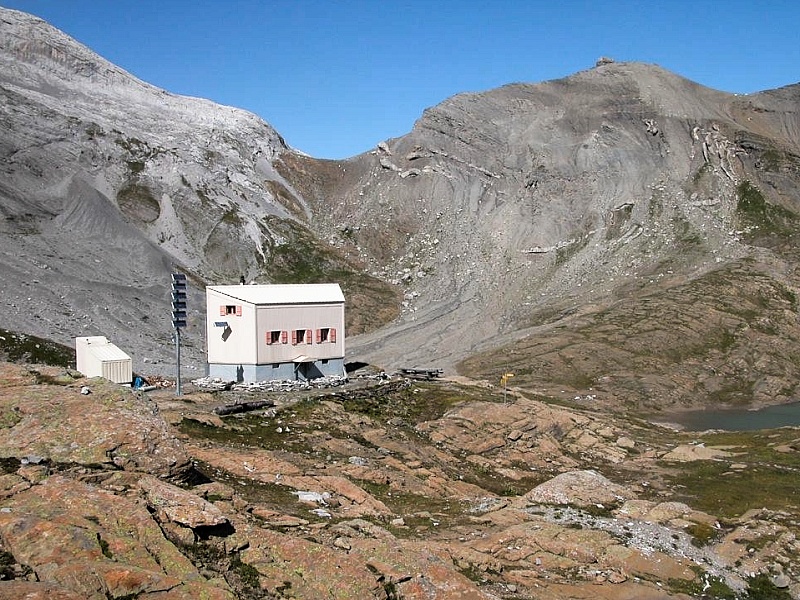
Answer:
[{"left": 501, "top": 372, "right": 514, "bottom": 403}]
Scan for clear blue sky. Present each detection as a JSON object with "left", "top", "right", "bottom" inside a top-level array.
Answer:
[{"left": 3, "top": 1, "right": 799, "bottom": 159}]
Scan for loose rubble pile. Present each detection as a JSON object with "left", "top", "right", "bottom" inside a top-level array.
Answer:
[{"left": 191, "top": 374, "right": 349, "bottom": 392}]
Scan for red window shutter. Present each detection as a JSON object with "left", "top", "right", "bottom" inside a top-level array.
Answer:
[
  {"left": 219, "top": 305, "right": 226, "bottom": 316},
  {"left": 236, "top": 305, "right": 242, "bottom": 316},
  {"left": 306, "top": 329, "right": 312, "bottom": 344},
  {"left": 330, "top": 328, "right": 337, "bottom": 343},
  {"left": 291, "top": 330, "right": 297, "bottom": 345},
  {"left": 316, "top": 329, "right": 322, "bottom": 343},
  {"left": 265, "top": 332, "right": 271, "bottom": 345},
  {"left": 281, "top": 330, "right": 288, "bottom": 344}
]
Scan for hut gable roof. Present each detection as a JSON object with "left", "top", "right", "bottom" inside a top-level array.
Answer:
[{"left": 208, "top": 283, "right": 344, "bottom": 306}]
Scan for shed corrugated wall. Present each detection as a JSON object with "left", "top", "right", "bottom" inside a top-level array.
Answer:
[{"left": 75, "top": 337, "right": 133, "bottom": 384}]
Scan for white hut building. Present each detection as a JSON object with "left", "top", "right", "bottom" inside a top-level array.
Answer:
[{"left": 206, "top": 283, "right": 345, "bottom": 382}]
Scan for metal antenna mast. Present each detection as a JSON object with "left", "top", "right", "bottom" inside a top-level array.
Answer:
[{"left": 171, "top": 273, "right": 187, "bottom": 396}]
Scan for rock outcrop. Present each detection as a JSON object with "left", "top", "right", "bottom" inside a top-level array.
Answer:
[
  {"left": 0, "top": 363, "right": 190, "bottom": 479},
  {"left": 0, "top": 475, "right": 235, "bottom": 599},
  {"left": 519, "top": 470, "right": 633, "bottom": 507},
  {"left": 2, "top": 363, "right": 800, "bottom": 599}
]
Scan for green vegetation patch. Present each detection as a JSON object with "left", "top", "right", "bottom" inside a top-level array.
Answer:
[
  {"left": 662, "top": 429, "right": 800, "bottom": 518},
  {"left": 0, "top": 328, "right": 75, "bottom": 367},
  {"left": 178, "top": 539, "right": 258, "bottom": 589},
  {"left": 228, "top": 553, "right": 262, "bottom": 591},
  {"left": 458, "top": 259, "right": 800, "bottom": 410},
  {"left": 221, "top": 207, "right": 243, "bottom": 226},
  {"left": 264, "top": 216, "right": 348, "bottom": 284},
  {"left": 686, "top": 521, "right": 719, "bottom": 547},
  {"left": 179, "top": 401, "right": 318, "bottom": 453},
  {"left": 667, "top": 568, "right": 736, "bottom": 599},
  {"left": 736, "top": 180, "right": 797, "bottom": 240},
  {"left": 336, "top": 381, "right": 489, "bottom": 425},
  {"left": 0, "top": 406, "right": 22, "bottom": 429},
  {"left": 359, "top": 482, "right": 464, "bottom": 528},
  {"left": 744, "top": 573, "right": 793, "bottom": 600},
  {"left": 755, "top": 145, "right": 800, "bottom": 175},
  {"left": 96, "top": 533, "right": 113, "bottom": 559},
  {"left": 759, "top": 148, "right": 783, "bottom": 172},
  {"left": 189, "top": 457, "right": 306, "bottom": 519},
  {"left": 115, "top": 135, "right": 168, "bottom": 164},
  {"left": 262, "top": 216, "right": 401, "bottom": 335}
]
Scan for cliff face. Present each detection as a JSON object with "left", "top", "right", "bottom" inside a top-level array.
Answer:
[{"left": 2, "top": 7, "right": 800, "bottom": 409}]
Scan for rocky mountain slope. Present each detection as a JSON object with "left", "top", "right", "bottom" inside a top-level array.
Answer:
[
  {"left": 0, "top": 7, "right": 397, "bottom": 373},
  {"left": 283, "top": 66, "right": 800, "bottom": 410},
  {"left": 2, "top": 6, "right": 800, "bottom": 413}
]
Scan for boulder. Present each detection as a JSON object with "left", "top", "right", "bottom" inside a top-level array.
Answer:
[
  {"left": 661, "top": 444, "right": 735, "bottom": 462},
  {"left": 520, "top": 470, "right": 632, "bottom": 507},
  {"left": 138, "top": 474, "right": 231, "bottom": 530}
]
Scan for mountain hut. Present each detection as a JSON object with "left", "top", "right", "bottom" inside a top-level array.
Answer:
[{"left": 205, "top": 283, "right": 345, "bottom": 382}]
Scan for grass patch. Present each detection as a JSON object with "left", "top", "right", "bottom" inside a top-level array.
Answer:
[
  {"left": 460, "top": 466, "right": 542, "bottom": 498},
  {"left": 365, "top": 488, "right": 468, "bottom": 533},
  {"left": 221, "top": 208, "right": 243, "bottom": 226},
  {"left": 179, "top": 400, "right": 318, "bottom": 453},
  {"left": 686, "top": 521, "right": 718, "bottom": 547},
  {"left": 736, "top": 180, "right": 797, "bottom": 240},
  {"left": 336, "top": 381, "right": 484, "bottom": 425},
  {"left": 662, "top": 430, "right": 800, "bottom": 517},
  {"left": 97, "top": 533, "right": 113, "bottom": 559},
  {"left": 0, "top": 407, "right": 22, "bottom": 429},
  {"left": 458, "top": 259, "right": 800, "bottom": 410},
  {"left": 0, "top": 328, "right": 75, "bottom": 367},
  {"left": 229, "top": 552, "right": 261, "bottom": 591},
  {"left": 672, "top": 213, "right": 706, "bottom": 251},
  {"left": 759, "top": 148, "right": 783, "bottom": 172},
  {"left": 744, "top": 573, "right": 793, "bottom": 600},
  {"left": 667, "top": 570, "right": 736, "bottom": 599},
  {"left": 264, "top": 217, "right": 347, "bottom": 284}
]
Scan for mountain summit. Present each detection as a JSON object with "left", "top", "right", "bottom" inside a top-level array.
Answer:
[{"left": 2, "top": 7, "right": 800, "bottom": 409}]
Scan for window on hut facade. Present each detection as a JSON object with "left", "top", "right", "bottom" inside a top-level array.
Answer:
[
  {"left": 292, "top": 329, "right": 311, "bottom": 344},
  {"left": 315, "top": 328, "right": 337, "bottom": 343},
  {"left": 271, "top": 330, "right": 280, "bottom": 344},
  {"left": 265, "top": 330, "right": 286, "bottom": 345}
]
